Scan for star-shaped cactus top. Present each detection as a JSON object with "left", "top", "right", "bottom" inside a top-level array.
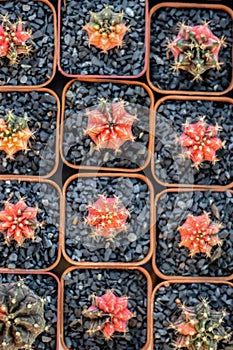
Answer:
[
  {"left": 85, "top": 100, "right": 136, "bottom": 152},
  {"left": 178, "top": 212, "right": 222, "bottom": 257},
  {"left": 83, "top": 290, "right": 134, "bottom": 340},
  {"left": 0, "top": 199, "right": 39, "bottom": 245},
  {"left": 178, "top": 118, "right": 225, "bottom": 168}
]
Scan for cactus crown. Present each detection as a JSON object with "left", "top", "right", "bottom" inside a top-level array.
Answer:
[
  {"left": 0, "top": 110, "right": 33, "bottom": 159},
  {"left": 83, "top": 5, "right": 128, "bottom": 51},
  {"left": 85, "top": 99, "right": 136, "bottom": 152},
  {"left": 85, "top": 194, "right": 130, "bottom": 239},
  {"left": 82, "top": 290, "right": 134, "bottom": 340},
  {"left": 0, "top": 198, "right": 40, "bottom": 246},
  {"left": 178, "top": 212, "right": 222, "bottom": 257},
  {"left": 0, "top": 279, "right": 46, "bottom": 350},
  {"left": 169, "top": 298, "right": 231, "bottom": 350},
  {"left": 178, "top": 117, "right": 225, "bottom": 169},
  {"left": 167, "top": 21, "right": 226, "bottom": 81},
  {"left": 0, "top": 14, "right": 32, "bottom": 65}
]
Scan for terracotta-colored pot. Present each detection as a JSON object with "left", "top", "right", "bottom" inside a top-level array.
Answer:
[
  {"left": 152, "top": 188, "right": 233, "bottom": 281},
  {"left": 0, "top": 0, "right": 57, "bottom": 89},
  {"left": 60, "top": 265, "right": 152, "bottom": 350},
  {"left": 152, "top": 279, "right": 233, "bottom": 350},
  {"left": 61, "top": 172, "right": 155, "bottom": 267},
  {"left": 0, "top": 176, "right": 62, "bottom": 271},
  {"left": 60, "top": 78, "right": 154, "bottom": 172},
  {"left": 0, "top": 269, "right": 60, "bottom": 350},
  {"left": 147, "top": 2, "right": 233, "bottom": 95},
  {"left": 0, "top": 87, "right": 60, "bottom": 178},
  {"left": 152, "top": 95, "right": 233, "bottom": 188},
  {"left": 58, "top": 0, "right": 149, "bottom": 79}
]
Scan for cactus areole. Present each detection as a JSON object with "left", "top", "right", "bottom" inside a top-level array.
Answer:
[
  {"left": 83, "top": 5, "right": 128, "bottom": 52},
  {"left": 167, "top": 21, "right": 226, "bottom": 81},
  {"left": 0, "top": 279, "right": 46, "bottom": 350},
  {"left": 82, "top": 290, "right": 134, "bottom": 340}
]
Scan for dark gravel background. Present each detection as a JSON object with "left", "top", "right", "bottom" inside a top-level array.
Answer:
[
  {"left": 63, "top": 268, "right": 148, "bottom": 350},
  {"left": 155, "top": 190, "right": 233, "bottom": 277},
  {"left": 150, "top": 6, "right": 233, "bottom": 92},
  {"left": 153, "top": 282, "right": 233, "bottom": 350},
  {"left": 60, "top": 0, "right": 146, "bottom": 76},
  {"left": 0, "top": 0, "right": 55, "bottom": 86},
  {"left": 0, "top": 272, "right": 58, "bottom": 350},
  {"left": 0, "top": 180, "right": 60, "bottom": 270},
  {"left": 153, "top": 99, "right": 233, "bottom": 186},
  {"left": 62, "top": 80, "right": 151, "bottom": 170},
  {"left": 0, "top": 90, "right": 58, "bottom": 176},
  {"left": 65, "top": 176, "right": 151, "bottom": 263}
]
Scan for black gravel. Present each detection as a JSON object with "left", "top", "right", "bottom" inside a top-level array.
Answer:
[
  {"left": 153, "top": 99, "right": 233, "bottom": 186},
  {"left": 65, "top": 176, "right": 151, "bottom": 263},
  {"left": 0, "top": 90, "right": 58, "bottom": 176},
  {"left": 62, "top": 80, "right": 151, "bottom": 170},
  {"left": 63, "top": 268, "right": 148, "bottom": 350},
  {"left": 0, "top": 272, "right": 58, "bottom": 350},
  {"left": 0, "top": 1, "right": 55, "bottom": 86},
  {"left": 155, "top": 190, "right": 233, "bottom": 277},
  {"left": 149, "top": 6, "right": 232, "bottom": 92},
  {"left": 0, "top": 180, "right": 60, "bottom": 270},
  {"left": 153, "top": 282, "right": 233, "bottom": 350},
  {"left": 60, "top": 0, "right": 146, "bottom": 76}
]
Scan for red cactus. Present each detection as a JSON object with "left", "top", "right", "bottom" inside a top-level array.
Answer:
[
  {"left": 85, "top": 195, "right": 130, "bottom": 239},
  {"left": 178, "top": 212, "right": 222, "bottom": 257},
  {"left": 85, "top": 100, "right": 136, "bottom": 152},
  {"left": 0, "top": 24, "right": 9, "bottom": 57},
  {"left": 83, "top": 290, "right": 134, "bottom": 340},
  {"left": 0, "top": 199, "right": 39, "bottom": 245},
  {"left": 178, "top": 118, "right": 225, "bottom": 168}
]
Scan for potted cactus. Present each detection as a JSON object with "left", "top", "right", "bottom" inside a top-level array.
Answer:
[
  {"left": 147, "top": 2, "right": 233, "bottom": 95},
  {"left": 0, "top": 0, "right": 57, "bottom": 88},
  {"left": 58, "top": 1, "right": 148, "bottom": 78}
]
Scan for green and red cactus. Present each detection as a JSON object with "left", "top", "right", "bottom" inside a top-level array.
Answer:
[
  {"left": 83, "top": 5, "right": 128, "bottom": 52},
  {"left": 167, "top": 21, "right": 226, "bottom": 81},
  {"left": 178, "top": 212, "right": 222, "bottom": 257},
  {"left": 82, "top": 290, "right": 134, "bottom": 340},
  {"left": 0, "top": 279, "right": 46, "bottom": 349},
  {"left": 85, "top": 195, "right": 130, "bottom": 239},
  {"left": 0, "top": 14, "right": 32, "bottom": 65},
  {"left": 85, "top": 99, "right": 136, "bottom": 152},
  {"left": 178, "top": 118, "right": 225, "bottom": 168},
  {"left": 0, "top": 198, "right": 40, "bottom": 246},
  {"left": 169, "top": 298, "right": 231, "bottom": 349}
]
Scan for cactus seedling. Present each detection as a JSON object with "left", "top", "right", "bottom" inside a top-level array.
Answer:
[
  {"left": 0, "top": 198, "right": 40, "bottom": 246},
  {"left": 0, "top": 110, "right": 33, "bottom": 159},
  {"left": 0, "top": 279, "right": 46, "bottom": 349},
  {"left": 178, "top": 118, "right": 225, "bottom": 168},
  {"left": 169, "top": 298, "right": 231, "bottom": 350},
  {"left": 82, "top": 290, "right": 134, "bottom": 340},
  {"left": 85, "top": 195, "right": 130, "bottom": 239},
  {"left": 83, "top": 5, "right": 128, "bottom": 52},
  {"left": 84, "top": 99, "right": 136, "bottom": 152},
  {"left": 0, "top": 14, "right": 32, "bottom": 65},
  {"left": 167, "top": 21, "right": 226, "bottom": 81},
  {"left": 178, "top": 212, "right": 222, "bottom": 257}
]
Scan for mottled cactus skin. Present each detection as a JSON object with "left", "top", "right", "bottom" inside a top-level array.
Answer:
[
  {"left": 82, "top": 290, "right": 134, "bottom": 340},
  {"left": 0, "top": 279, "right": 46, "bottom": 350},
  {"left": 169, "top": 298, "right": 231, "bottom": 350},
  {"left": 167, "top": 21, "right": 226, "bottom": 81},
  {"left": 83, "top": 5, "right": 128, "bottom": 51},
  {"left": 0, "top": 14, "right": 32, "bottom": 65}
]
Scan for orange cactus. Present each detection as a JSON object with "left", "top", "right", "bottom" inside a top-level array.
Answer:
[
  {"left": 0, "top": 198, "right": 40, "bottom": 245},
  {"left": 83, "top": 6, "right": 128, "bottom": 52}
]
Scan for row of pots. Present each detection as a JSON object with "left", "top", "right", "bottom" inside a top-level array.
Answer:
[
  {"left": 3, "top": 268, "right": 233, "bottom": 350},
  {"left": 0, "top": 175, "right": 232, "bottom": 280},
  {"left": 1, "top": 1, "right": 233, "bottom": 96}
]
